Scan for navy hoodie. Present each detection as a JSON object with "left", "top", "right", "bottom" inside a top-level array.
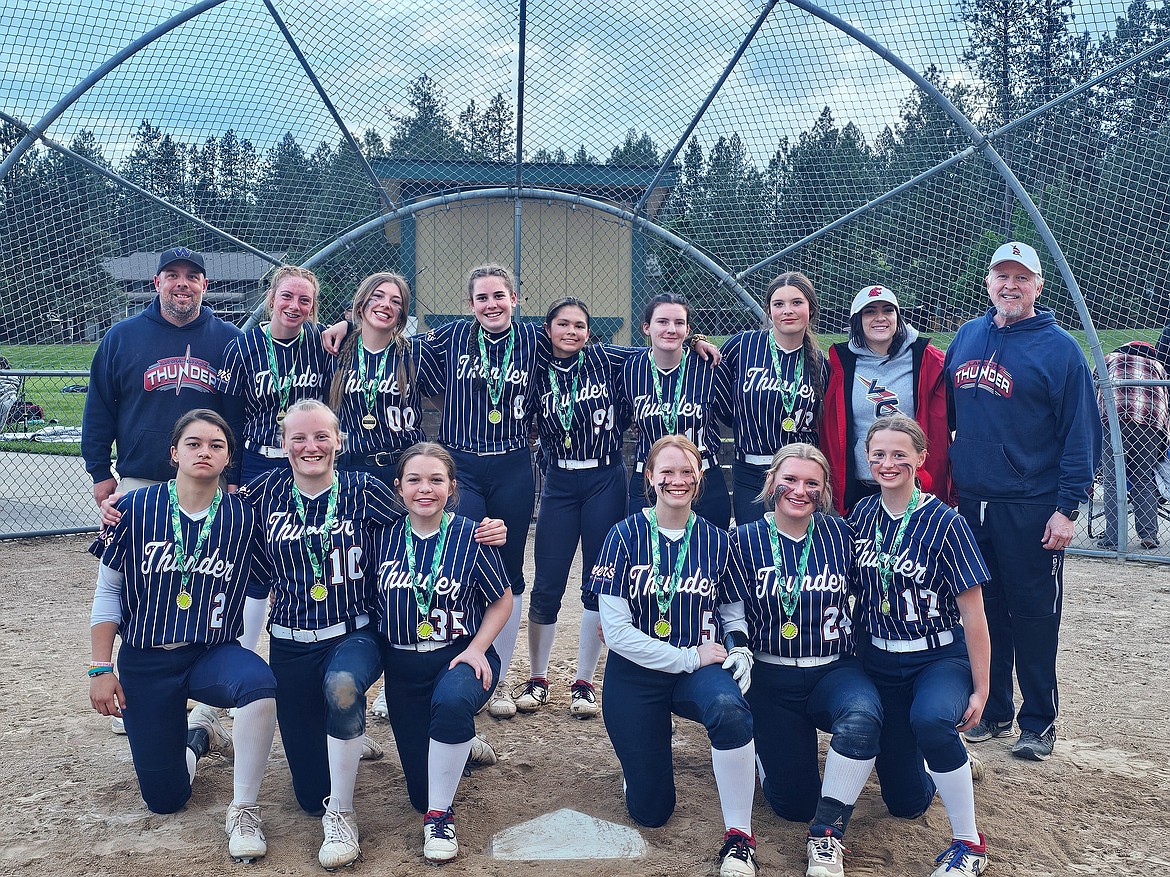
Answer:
[
  {"left": 83, "top": 297, "right": 242, "bottom": 484},
  {"left": 944, "top": 307, "right": 1101, "bottom": 509}
]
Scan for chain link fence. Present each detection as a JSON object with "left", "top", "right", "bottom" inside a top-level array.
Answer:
[{"left": 2, "top": 0, "right": 1169, "bottom": 552}]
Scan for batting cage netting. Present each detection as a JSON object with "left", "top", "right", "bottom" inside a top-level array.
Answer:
[{"left": 2, "top": 0, "right": 1168, "bottom": 549}]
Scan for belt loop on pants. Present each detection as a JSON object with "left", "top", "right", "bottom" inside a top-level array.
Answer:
[
  {"left": 754, "top": 651, "right": 841, "bottom": 668},
  {"left": 269, "top": 613, "right": 370, "bottom": 643},
  {"left": 868, "top": 629, "right": 954, "bottom": 653}
]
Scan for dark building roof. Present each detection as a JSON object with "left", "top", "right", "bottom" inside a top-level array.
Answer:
[{"left": 102, "top": 252, "right": 284, "bottom": 283}]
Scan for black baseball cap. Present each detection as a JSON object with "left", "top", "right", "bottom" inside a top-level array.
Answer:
[{"left": 157, "top": 246, "right": 206, "bottom": 275}]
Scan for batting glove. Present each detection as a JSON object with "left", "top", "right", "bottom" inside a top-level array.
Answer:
[{"left": 721, "top": 646, "right": 754, "bottom": 695}]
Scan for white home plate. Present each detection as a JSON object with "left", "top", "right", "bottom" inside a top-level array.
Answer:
[{"left": 489, "top": 808, "right": 647, "bottom": 860}]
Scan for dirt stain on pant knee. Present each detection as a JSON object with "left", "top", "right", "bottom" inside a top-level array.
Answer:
[{"left": 325, "top": 671, "right": 359, "bottom": 709}]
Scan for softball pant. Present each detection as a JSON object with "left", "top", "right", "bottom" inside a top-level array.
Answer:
[{"left": 449, "top": 447, "right": 534, "bottom": 594}]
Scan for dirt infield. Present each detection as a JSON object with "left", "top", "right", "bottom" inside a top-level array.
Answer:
[{"left": 2, "top": 534, "right": 1167, "bottom": 876}]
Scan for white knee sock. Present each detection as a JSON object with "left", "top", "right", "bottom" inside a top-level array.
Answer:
[
  {"left": 427, "top": 738, "right": 475, "bottom": 812},
  {"left": 711, "top": 743, "right": 755, "bottom": 835},
  {"left": 186, "top": 748, "right": 197, "bottom": 785},
  {"left": 326, "top": 735, "right": 364, "bottom": 812},
  {"left": 493, "top": 594, "right": 524, "bottom": 691},
  {"left": 529, "top": 621, "right": 557, "bottom": 679},
  {"left": 926, "top": 762, "right": 979, "bottom": 844},
  {"left": 820, "top": 748, "right": 875, "bottom": 807},
  {"left": 231, "top": 698, "right": 276, "bottom": 806},
  {"left": 575, "top": 609, "right": 603, "bottom": 683}
]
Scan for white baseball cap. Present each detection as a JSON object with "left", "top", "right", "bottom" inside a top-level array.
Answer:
[
  {"left": 850, "top": 285, "right": 899, "bottom": 317},
  {"left": 989, "top": 241, "right": 1043, "bottom": 276}
]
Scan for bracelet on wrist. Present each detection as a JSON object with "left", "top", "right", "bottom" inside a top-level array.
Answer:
[
  {"left": 688, "top": 333, "right": 708, "bottom": 350},
  {"left": 88, "top": 665, "right": 115, "bottom": 678}
]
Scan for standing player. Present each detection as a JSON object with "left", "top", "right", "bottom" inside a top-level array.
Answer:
[
  {"left": 622, "top": 294, "right": 732, "bottom": 529},
  {"left": 371, "top": 443, "right": 513, "bottom": 863},
  {"left": 727, "top": 444, "right": 882, "bottom": 877},
  {"left": 718, "top": 272, "right": 827, "bottom": 524},
  {"left": 220, "top": 266, "right": 336, "bottom": 483},
  {"left": 851, "top": 414, "right": 991, "bottom": 877},
  {"left": 513, "top": 297, "right": 629, "bottom": 718},
  {"left": 413, "top": 264, "right": 541, "bottom": 719},
  {"left": 589, "top": 435, "right": 758, "bottom": 877},
  {"left": 88, "top": 409, "right": 277, "bottom": 862}
]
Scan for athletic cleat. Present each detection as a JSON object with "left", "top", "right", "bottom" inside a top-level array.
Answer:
[
  {"left": 467, "top": 733, "right": 498, "bottom": 767},
  {"left": 929, "top": 834, "right": 988, "bottom": 876},
  {"left": 1011, "top": 728, "right": 1056, "bottom": 761},
  {"left": 717, "top": 828, "right": 758, "bottom": 877},
  {"left": 806, "top": 831, "right": 847, "bottom": 877},
  {"left": 488, "top": 690, "right": 517, "bottom": 719},
  {"left": 968, "top": 749, "right": 985, "bottom": 782},
  {"left": 370, "top": 687, "right": 389, "bottom": 720},
  {"left": 226, "top": 802, "right": 267, "bottom": 862},
  {"left": 319, "top": 802, "right": 360, "bottom": 870},
  {"left": 569, "top": 680, "right": 601, "bottom": 718},
  {"left": 110, "top": 715, "right": 127, "bottom": 735},
  {"left": 962, "top": 718, "right": 1013, "bottom": 744},
  {"left": 188, "top": 703, "right": 234, "bottom": 759},
  {"left": 359, "top": 733, "right": 383, "bottom": 760},
  {"left": 423, "top": 807, "right": 459, "bottom": 862},
  {"left": 513, "top": 677, "right": 550, "bottom": 712}
]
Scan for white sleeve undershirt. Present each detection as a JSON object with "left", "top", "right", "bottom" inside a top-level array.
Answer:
[
  {"left": 89, "top": 563, "right": 125, "bottom": 627},
  {"left": 600, "top": 595, "right": 700, "bottom": 673}
]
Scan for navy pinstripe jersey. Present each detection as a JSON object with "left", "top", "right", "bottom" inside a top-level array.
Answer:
[
  {"left": 727, "top": 512, "right": 856, "bottom": 657},
  {"left": 238, "top": 469, "right": 403, "bottom": 630},
  {"left": 717, "top": 331, "right": 826, "bottom": 452},
  {"left": 587, "top": 511, "right": 743, "bottom": 649},
  {"left": 220, "top": 323, "right": 336, "bottom": 448},
  {"left": 335, "top": 337, "right": 427, "bottom": 456},
  {"left": 371, "top": 514, "right": 510, "bottom": 646},
  {"left": 415, "top": 320, "right": 541, "bottom": 453},
  {"left": 530, "top": 343, "right": 632, "bottom": 463},
  {"left": 97, "top": 484, "right": 269, "bottom": 648},
  {"left": 620, "top": 349, "right": 732, "bottom": 468},
  {"left": 849, "top": 493, "right": 989, "bottom": 640}
]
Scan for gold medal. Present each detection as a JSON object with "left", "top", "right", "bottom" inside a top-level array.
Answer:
[
  {"left": 488, "top": 409, "right": 503, "bottom": 424},
  {"left": 653, "top": 618, "right": 671, "bottom": 638},
  {"left": 176, "top": 591, "right": 192, "bottom": 610},
  {"left": 782, "top": 416, "right": 797, "bottom": 432},
  {"left": 362, "top": 413, "right": 377, "bottom": 430},
  {"left": 417, "top": 620, "right": 434, "bottom": 640},
  {"left": 310, "top": 582, "right": 328, "bottom": 601},
  {"left": 880, "top": 598, "right": 891, "bottom": 614},
  {"left": 781, "top": 620, "right": 798, "bottom": 640},
  {"left": 276, "top": 409, "right": 286, "bottom": 425},
  {"left": 564, "top": 435, "right": 572, "bottom": 449}
]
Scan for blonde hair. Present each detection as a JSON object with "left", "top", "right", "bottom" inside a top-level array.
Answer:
[
  {"left": 865, "top": 413, "right": 928, "bottom": 455},
  {"left": 280, "top": 398, "right": 341, "bottom": 440},
  {"left": 643, "top": 435, "right": 705, "bottom": 505},
  {"left": 756, "top": 443, "right": 833, "bottom": 512},
  {"left": 264, "top": 265, "right": 320, "bottom": 323}
]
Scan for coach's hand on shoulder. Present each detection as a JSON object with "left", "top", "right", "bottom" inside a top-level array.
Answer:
[
  {"left": 473, "top": 517, "right": 508, "bottom": 547},
  {"left": 93, "top": 478, "right": 117, "bottom": 507},
  {"left": 450, "top": 646, "right": 494, "bottom": 690},
  {"left": 100, "top": 493, "right": 125, "bottom": 528},
  {"left": 90, "top": 673, "right": 125, "bottom": 718}
]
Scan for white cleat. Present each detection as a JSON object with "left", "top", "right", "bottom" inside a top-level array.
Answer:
[
  {"left": 370, "top": 687, "right": 389, "bottom": 720},
  {"left": 423, "top": 807, "right": 458, "bottom": 863},
  {"left": 487, "top": 690, "right": 517, "bottom": 719},
  {"left": 110, "top": 715, "right": 127, "bottom": 735},
  {"left": 467, "top": 734, "right": 498, "bottom": 767},
  {"left": 188, "top": 703, "right": 234, "bottom": 760},
  {"left": 319, "top": 801, "right": 360, "bottom": 870},
  {"left": 226, "top": 802, "right": 267, "bottom": 863},
  {"left": 359, "top": 733, "right": 383, "bottom": 760},
  {"left": 806, "top": 832, "right": 847, "bottom": 877}
]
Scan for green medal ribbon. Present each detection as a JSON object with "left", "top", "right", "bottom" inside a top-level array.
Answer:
[
  {"left": 403, "top": 512, "right": 452, "bottom": 639},
  {"left": 647, "top": 508, "right": 695, "bottom": 638},
  {"left": 548, "top": 351, "right": 585, "bottom": 449},
  {"left": 356, "top": 344, "right": 392, "bottom": 425},
  {"left": 873, "top": 487, "right": 921, "bottom": 614},
  {"left": 167, "top": 479, "right": 223, "bottom": 610},
  {"left": 263, "top": 324, "right": 303, "bottom": 419},
  {"left": 477, "top": 326, "right": 516, "bottom": 414},
  {"left": 650, "top": 349, "right": 688, "bottom": 435},
  {"left": 767, "top": 334, "right": 804, "bottom": 428},
  {"left": 765, "top": 512, "right": 815, "bottom": 635},
  {"left": 291, "top": 476, "right": 340, "bottom": 601}
]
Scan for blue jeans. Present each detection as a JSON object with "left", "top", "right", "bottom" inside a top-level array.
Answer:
[
  {"left": 602, "top": 651, "right": 753, "bottom": 828},
  {"left": 269, "top": 628, "right": 383, "bottom": 814},
  {"left": 746, "top": 656, "right": 882, "bottom": 822},
  {"left": 1101, "top": 421, "right": 1164, "bottom": 546},
  {"left": 861, "top": 631, "right": 973, "bottom": 818},
  {"left": 449, "top": 447, "right": 534, "bottom": 594}
]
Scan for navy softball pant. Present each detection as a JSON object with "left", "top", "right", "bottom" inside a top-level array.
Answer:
[
  {"left": 118, "top": 641, "right": 276, "bottom": 814},
  {"left": 268, "top": 627, "right": 382, "bottom": 815},
  {"left": 602, "top": 651, "right": 753, "bottom": 828},
  {"left": 861, "top": 630, "right": 973, "bottom": 819},
  {"left": 627, "top": 463, "right": 732, "bottom": 530},
  {"left": 449, "top": 447, "right": 534, "bottom": 594},
  {"left": 746, "top": 656, "right": 882, "bottom": 822},
  {"left": 241, "top": 446, "right": 291, "bottom": 484},
  {"left": 731, "top": 459, "right": 768, "bottom": 525},
  {"left": 959, "top": 499, "right": 1062, "bottom": 735},
  {"left": 379, "top": 639, "right": 501, "bottom": 812},
  {"left": 530, "top": 461, "right": 626, "bottom": 624}
]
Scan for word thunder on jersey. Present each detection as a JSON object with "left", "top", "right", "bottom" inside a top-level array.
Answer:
[
  {"left": 727, "top": 512, "right": 856, "bottom": 658},
  {"left": 587, "top": 512, "right": 742, "bottom": 649},
  {"left": 239, "top": 469, "right": 403, "bottom": 631},
  {"left": 531, "top": 345, "right": 630, "bottom": 463},
  {"left": 94, "top": 485, "right": 269, "bottom": 648},
  {"left": 334, "top": 337, "right": 427, "bottom": 456},
  {"left": 371, "top": 515, "right": 510, "bottom": 646},
  {"left": 848, "top": 494, "right": 989, "bottom": 641}
]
